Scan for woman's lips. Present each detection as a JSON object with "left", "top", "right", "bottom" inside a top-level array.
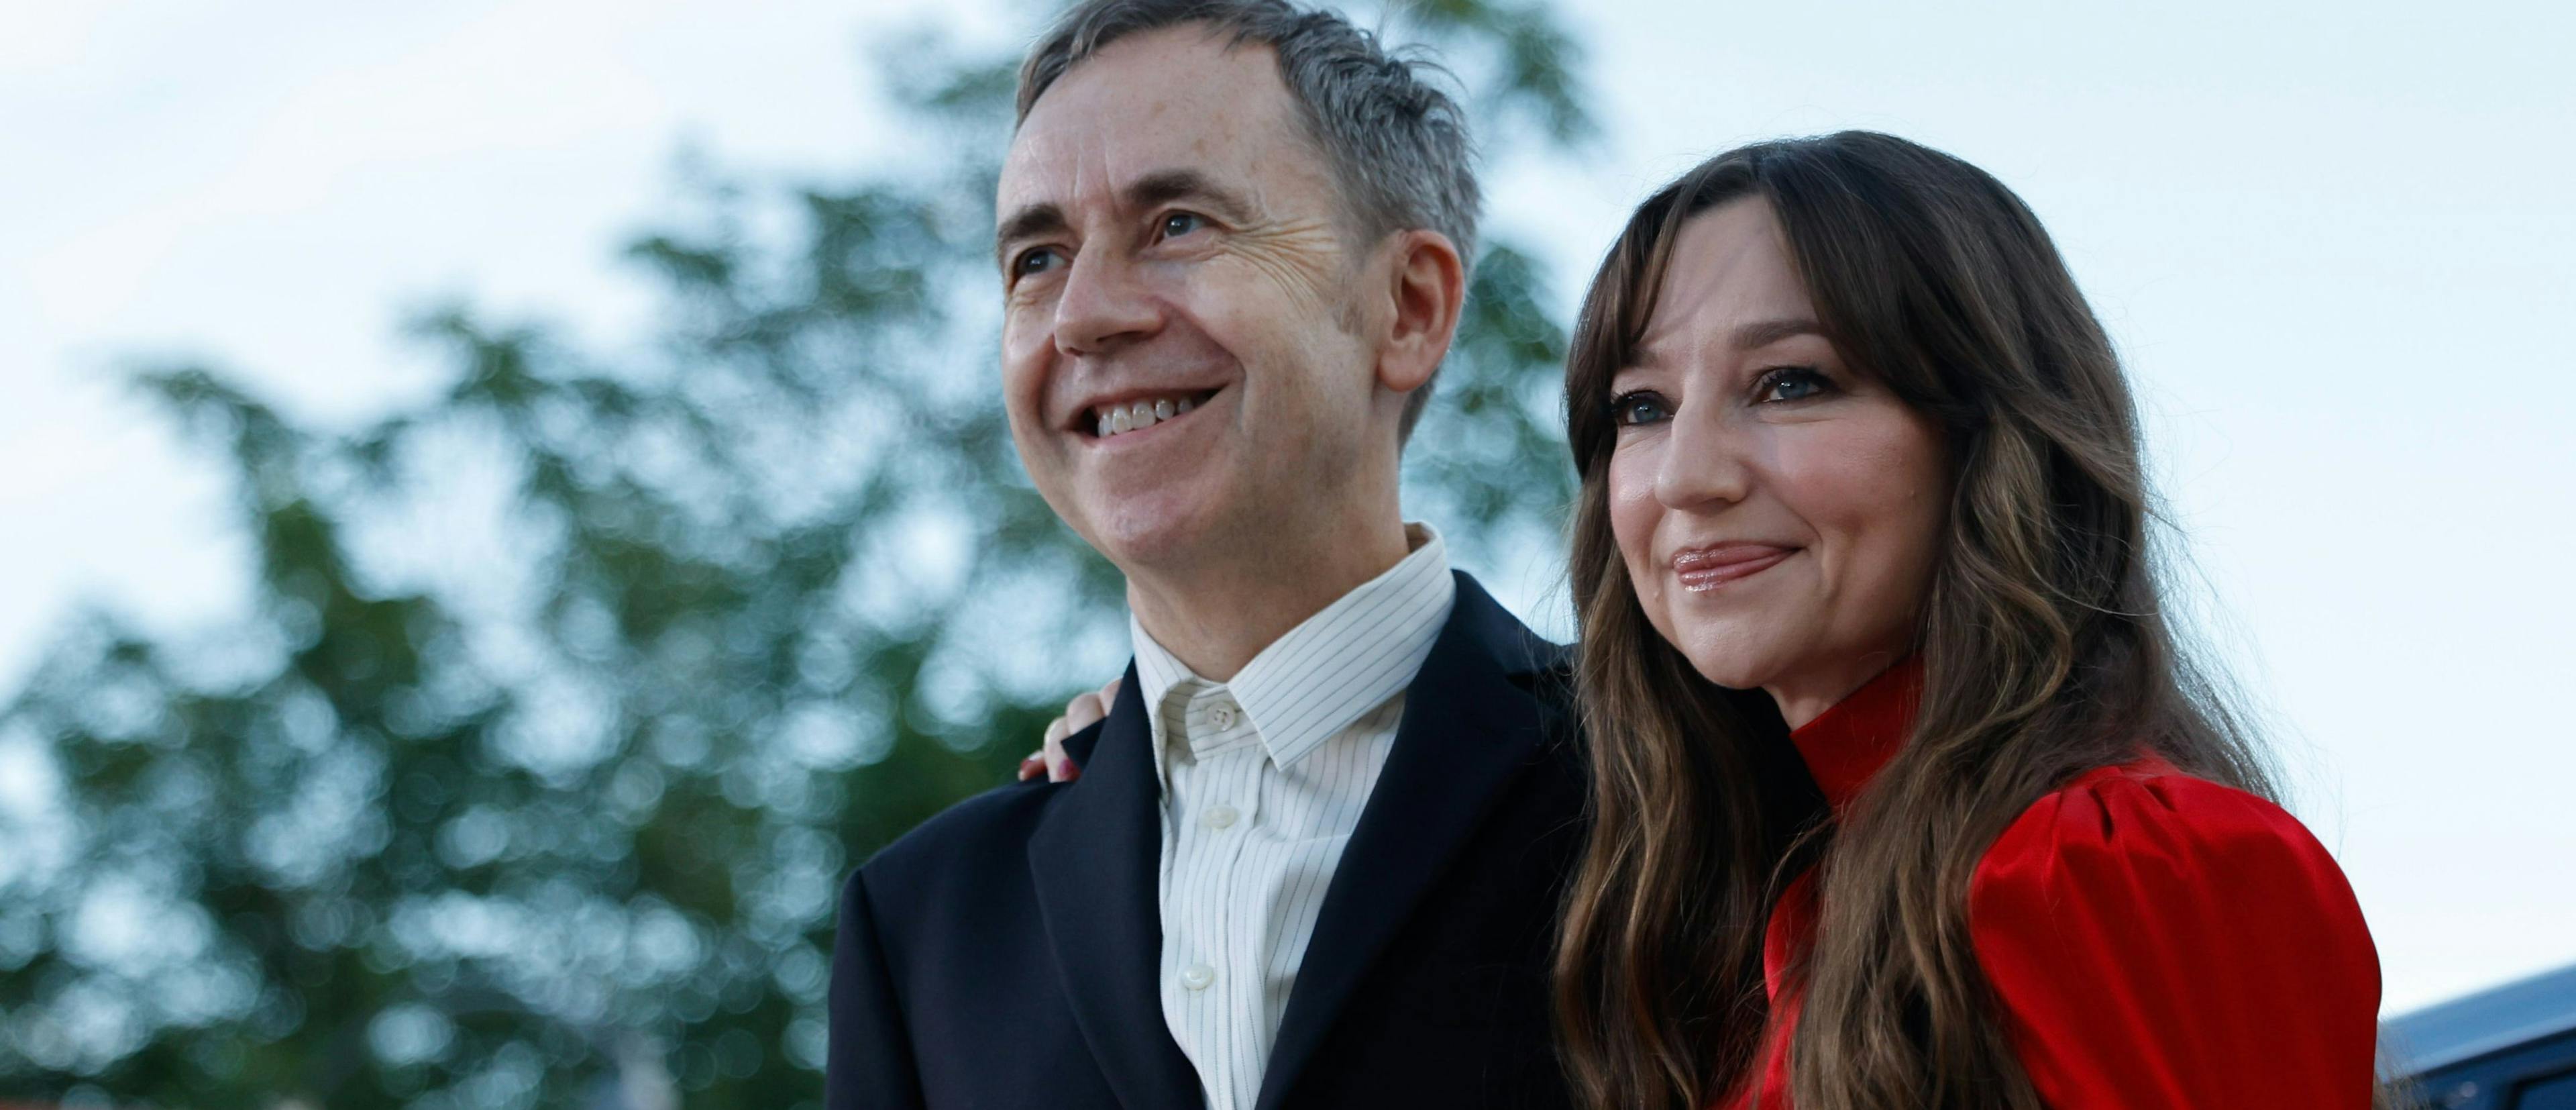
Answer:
[{"left": 1671, "top": 544, "right": 1796, "bottom": 591}]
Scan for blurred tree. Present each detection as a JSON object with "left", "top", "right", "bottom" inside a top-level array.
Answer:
[{"left": 0, "top": 3, "right": 1590, "bottom": 1107}]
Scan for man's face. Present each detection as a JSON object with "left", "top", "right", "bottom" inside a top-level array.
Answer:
[{"left": 996, "top": 26, "right": 1384, "bottom": 576}]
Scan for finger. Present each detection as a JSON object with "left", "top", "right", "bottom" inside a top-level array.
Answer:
[
  {"left": 1101, "top": 676, "right": 1122, "bottom": 703},
  {"left": 1022, "top": 717, "right": 1069, "bottom": 783},
  {"left": 1044, "top": 727, "right": 1075, "bottom": 781},
  {"left": 1066, "top": 691, "right": 1109, "bottom": 734}
]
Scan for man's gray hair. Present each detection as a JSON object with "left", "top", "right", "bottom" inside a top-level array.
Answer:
[{"left": 1015, "top": 0, "right": 1480, "bottom": 442}]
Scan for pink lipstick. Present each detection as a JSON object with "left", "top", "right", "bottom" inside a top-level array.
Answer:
[{"left": 1672, "top": 544, "right": 1796, "bottom": 591}]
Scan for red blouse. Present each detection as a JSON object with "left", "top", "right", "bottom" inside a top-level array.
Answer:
[{"left": 1729, "top": 658, "right": 2381, "bottom": 1108}]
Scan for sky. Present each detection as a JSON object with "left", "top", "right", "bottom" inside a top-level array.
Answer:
[{"left": 4, "top": 0, "right": 2571, "bottom": 1017}]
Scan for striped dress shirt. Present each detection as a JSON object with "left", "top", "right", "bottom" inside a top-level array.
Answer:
[{"left": 1128, "top": 522, "right": 1456, "bottom": 1110}]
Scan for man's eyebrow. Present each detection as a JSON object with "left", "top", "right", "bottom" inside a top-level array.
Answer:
[
  {"left": 994, "top": 202, "right": 1067, "bottom": 266},
  {"left": 1124, "top": 168, "right": 1256, "bottom": 225},
  {"left": 992, "top": 170, "right": 1258, "bottom": 266},
  {"left": 1732, "top": 317, "right": 1827, "bottom": 350}
]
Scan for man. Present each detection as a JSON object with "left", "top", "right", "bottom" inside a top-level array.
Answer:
[{"left": 826, "top": 3, "right": 1585, "bottom": 1107}]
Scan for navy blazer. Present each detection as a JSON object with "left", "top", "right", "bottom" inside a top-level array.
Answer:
[{"left": 826, "top": 572, "right": 1587, "bottom": 1109}]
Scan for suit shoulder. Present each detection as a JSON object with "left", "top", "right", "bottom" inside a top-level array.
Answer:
[
  {"left": 858, "top": 778, "right": 1060, "bottom": 896},
  {"left": 1506, "top": 637, "right": 1576, "bottom": 703}
]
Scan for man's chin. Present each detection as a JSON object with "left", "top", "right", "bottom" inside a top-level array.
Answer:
[{"left": 1079, "top": 497, "right": 1226, "bottom": 574}]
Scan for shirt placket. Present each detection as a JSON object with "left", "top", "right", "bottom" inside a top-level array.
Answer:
[
  {"left": 1180, "top": 687, "right": 1267, "bottom": 1110},
  {"left": 1222, "top": 695, "right": 1271, "bottom": 1110}
]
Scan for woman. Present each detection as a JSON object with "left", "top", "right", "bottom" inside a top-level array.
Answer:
[{"left": 1552, "top": 131, "right": 2381, "bottom": 1108}]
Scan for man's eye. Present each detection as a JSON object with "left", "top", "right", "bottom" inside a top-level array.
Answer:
[
  {"left": 1159, "top": 212, "right": 1207, "bottom": 239},
  {"left": 1012, "top": 248, "right": 1063, "bottom": 280},
  {"left": 1608, "top": 391, "right": 1670, "bottom": 427},
  {"left": 1756, "top": 366, "right": 1831, "bottom": 403}
]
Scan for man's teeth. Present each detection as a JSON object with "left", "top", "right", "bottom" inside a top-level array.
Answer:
[{"left": 1094, "top": 395, "right": 1198, "bottom": 438}]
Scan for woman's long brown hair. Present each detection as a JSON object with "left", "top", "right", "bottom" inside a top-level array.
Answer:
[{"left": 1552, "top": 132, "right": 2302, "bottom": 1109}]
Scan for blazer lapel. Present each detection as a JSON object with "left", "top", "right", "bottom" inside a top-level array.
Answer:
[
  {"left": 1028, "top": 664, "right": 1205, "bottom": 1110},
  {"left": 1253, "top": 574, "right": 1564, "bottom": 1110}
]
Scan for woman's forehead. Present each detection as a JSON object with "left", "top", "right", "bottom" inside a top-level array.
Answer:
[{"left": 1635, "top": 201, "right": 1819, "bottom": 362}]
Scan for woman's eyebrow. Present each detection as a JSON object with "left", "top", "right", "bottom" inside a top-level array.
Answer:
[{"left": 1731, "top": 317, "right": 1827, "bottom": 350}]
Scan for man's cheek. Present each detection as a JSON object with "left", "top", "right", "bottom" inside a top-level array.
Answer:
[{"left": 997, "top": 342, "right": 1048, "bottom": 422}]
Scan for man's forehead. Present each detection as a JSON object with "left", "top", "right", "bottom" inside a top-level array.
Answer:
[{"left": 999, "top": 28, "right": 1308, "bottom": 210}]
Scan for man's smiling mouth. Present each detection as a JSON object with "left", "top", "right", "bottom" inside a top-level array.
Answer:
[{"left": 1079, "top": 387, "right": 1223, "bottom": 439}]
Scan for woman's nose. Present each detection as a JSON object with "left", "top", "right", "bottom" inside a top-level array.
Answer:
[{"left": 1653, "top": 405, "right": 1752, "bottom": 511}]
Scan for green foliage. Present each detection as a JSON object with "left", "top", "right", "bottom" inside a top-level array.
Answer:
[{"left": 0, "top": 3, "right": 1587, "bottom": 1107}]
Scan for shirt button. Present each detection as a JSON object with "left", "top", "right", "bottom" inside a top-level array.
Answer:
[
  {"left": 1209, "top": 703, "right": 1238, "bottom": 730},
  {"left": 1181, "top": 963, "right": 1215, "bottom": 991},
  {"left": 1203, "top": 804, "right": 1239, "bottom": 829}
]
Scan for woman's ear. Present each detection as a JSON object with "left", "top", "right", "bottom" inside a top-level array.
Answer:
[{"left": 1375, "top": 229, "right": 1466, "bottom": 395}]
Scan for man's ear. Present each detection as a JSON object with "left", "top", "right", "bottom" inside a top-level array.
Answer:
[{"left": 1374, "top": 229, "right": 1466, "bottom": 396}]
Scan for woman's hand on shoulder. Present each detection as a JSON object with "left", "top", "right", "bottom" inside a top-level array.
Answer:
[{"left": 1016, "top": 677, "right": 1122, "bottom": 783}]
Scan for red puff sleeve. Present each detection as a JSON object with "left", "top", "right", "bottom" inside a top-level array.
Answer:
[{"left": 1966, "top": 760, "right": 2381, "bottom": 1108}]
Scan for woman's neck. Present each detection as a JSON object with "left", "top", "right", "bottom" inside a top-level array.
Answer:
[
  {"left": 1776, "top": 653, "right": 1925, "bottom": 811},
  {"left": 1764, "top": 646, "right": 1914, "bottom": 731}
]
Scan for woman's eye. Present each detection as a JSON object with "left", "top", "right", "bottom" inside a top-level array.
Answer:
[
  {"left": 1012, "top": 247, "right": 1063, "bottom": 281},
  {"left": 1608, "top": 391, "right": 1670, "bottom": 427},
  {"left": 1756, "top": 366, "right": 1831, "bottom": 403},
  {"left": 1159, "top": 211, "right": 1207, "bottom": 240}
]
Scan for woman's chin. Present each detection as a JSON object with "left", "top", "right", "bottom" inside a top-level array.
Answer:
[
  {"left": 1649, "top": 607, "right": 1799, "bottom": 693},
  {"left": 1672, "top": 642, "right": 1782, "bottom": 693}
]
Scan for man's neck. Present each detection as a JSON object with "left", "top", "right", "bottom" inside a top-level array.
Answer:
[{"left": 1125, "top": 515, "right": 1415, "bottom": 682}]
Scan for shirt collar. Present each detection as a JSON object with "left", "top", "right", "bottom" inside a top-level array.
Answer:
[
  {"left": 1128, "top": 522, "right": 1456, "bottom": 769},
  {"left": 1787, "top": 655, "right": 1923, "bottom": 811}
]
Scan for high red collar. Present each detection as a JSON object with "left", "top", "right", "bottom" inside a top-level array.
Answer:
[{"left": 1786, "top": 656, "right": 1925, "bottom": 811}]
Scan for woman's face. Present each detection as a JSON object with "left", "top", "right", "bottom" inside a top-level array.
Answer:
[{"left": 1605, "top": 197, "right": 1949, "bottom": 723}]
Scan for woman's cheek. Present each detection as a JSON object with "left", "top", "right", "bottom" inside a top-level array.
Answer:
[
  {"left": 1786, "top": 409, "right": 1947, "bottom": 640},
  {"left": 1606, "top": 446, "right": 1657, "bottom": 557},
  {"left": 1605, "top": 446, "right": 1669, "bottom": 621}
]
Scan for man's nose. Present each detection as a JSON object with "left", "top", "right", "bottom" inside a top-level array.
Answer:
[
  {"left": 1053, "top": 250, "right": 1162, "bottom": 356},
  {"left": 1654, "top": 404, "right": 1752, "bottom": 511}
]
